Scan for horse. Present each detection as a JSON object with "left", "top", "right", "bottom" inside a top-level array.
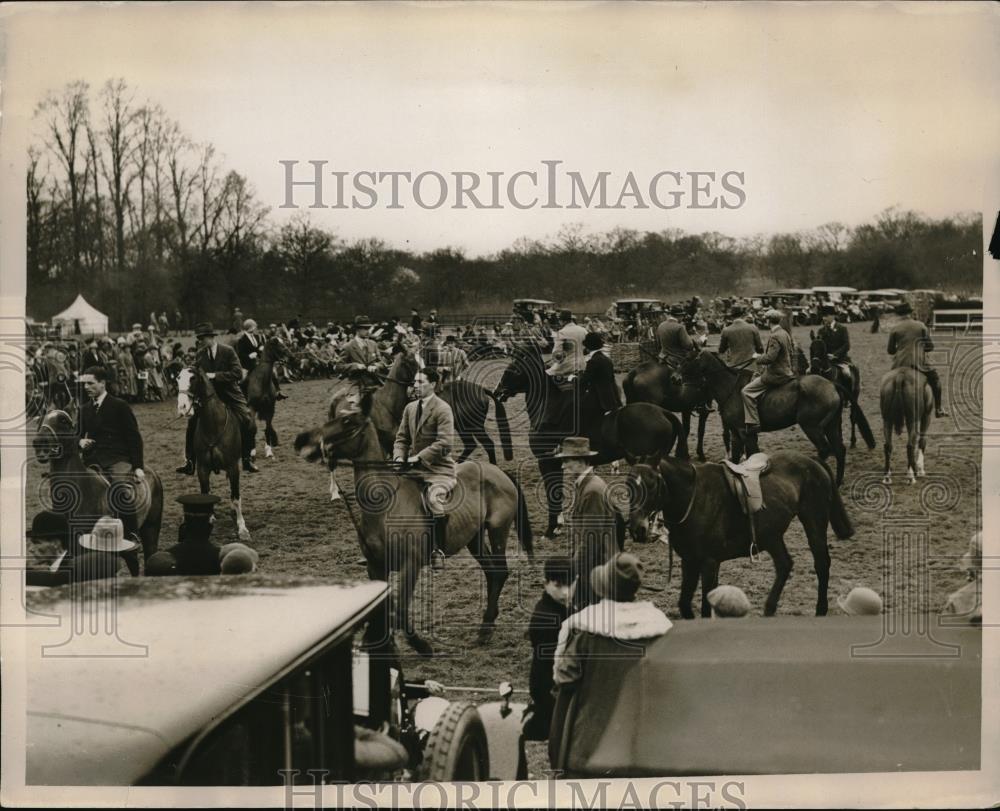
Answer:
[
  {"left": 294, "top": 391, "right": 533, "bottom": 657},
  {"left": 808, "top": 333, "right": 876, "bottom": 450},
  {"left": 682, "top": 349, "right": 848, "bottom": 486},
  {"left": 879, "top": 367, "right": 933, "bottom": 485},
  {"left": 176, "top": 367, "right": 250, "bottom": 541},
  {"left": 245, "top": 335, "right": 291, "bottom": 459},
  {"left": 493, "top": 341, "right": 686, "bottom": 538},
  {"left": 435, "top": 375, "right": 514, "bottom": 465},
  {"left": 622, "top": 359, "right": 715, "bottom": 461},
  {"left": 627, "top": 451, "right": 854, "bottom": 618},
  {"left": 32, "top": 409, "right": 164, "bottom": 574}
]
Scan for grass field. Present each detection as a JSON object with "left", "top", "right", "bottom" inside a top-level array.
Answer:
[{"left": 24, "top": 320, "right": 982, "bottom": 777}]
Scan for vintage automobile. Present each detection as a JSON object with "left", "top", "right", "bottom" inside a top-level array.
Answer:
[
  {"left": 511, "top": 298, "right": 556, "bottom": 323},
  {"left": 549, "top": 616, "right": 981, "bottom": 777},
  {"left": 25, "top": 575, "right": 526, "bottom": 785}
]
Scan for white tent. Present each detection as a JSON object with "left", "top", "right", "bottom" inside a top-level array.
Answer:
[{"left": 51, "top": 294, "right": 109, "bottom": 336}]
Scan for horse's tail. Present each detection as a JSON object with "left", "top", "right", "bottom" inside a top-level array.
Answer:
[
  {"left": 621, "top": 370, "right": 636, "bottom": 403},
  {"left": 662, "top": 409, "right": 686, "bottom": 458},
  {"left": 505, "top": 470, "right": 534, "bottom": 560},
  {"left": 851, "top": 399, "right": 876, "bottom": 449},
  {"left": 490, "top": 391, "right": 514, "bottom": 462},
  {"left": 891, "top": 371, "right": 907, "bottom": 436},
  {"left": 822, "top": 460, "right": 854, "bottom": 539}
]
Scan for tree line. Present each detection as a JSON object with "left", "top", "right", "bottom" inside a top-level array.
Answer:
[{"left": 28, "top": 78, "right": 982, "bottom": 330}]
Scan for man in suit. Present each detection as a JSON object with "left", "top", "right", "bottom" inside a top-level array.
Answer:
[
  {"left": 547, "top": 310, "right": 588, "bottom": 378},
  {"left": 340, "top": 315, "right": 387, "bottom": 392},
  {"left": 741, "top": 310, "right": 796, "bottom": 453},
  {"left": 176, "top": 321, "right": 259, "bottom": 475},
  {"left": 78, "top": 365, "right": 146, "bottom": 543},
  {"left": 393, "top": 368, "right": 457, "bottom": 571},
  {"left": 718, "top": 305, "right": 764, "bottom": 368},
  {"left": 437, "top": 335, "right": 469, "bottom": 381},
  {"left": 81, "top": 339, "right": 103, "bottom": 371},
  {"left": 888, "top": 301, "right": 948, "bottom": 417},
  {"left": 817, "top": 307, "right": 852, "bottom": 378},
  {"left": 579, "top": 332, "right": 621, "bottom": 433},
  {"left": 656, "top": 313, "right": 694, "bottom": 368}
]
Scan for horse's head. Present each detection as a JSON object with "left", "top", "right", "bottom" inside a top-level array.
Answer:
[
  {"left": 626, "top": 463, "right": 666, "bottom": 544},
  {"left": 493, "top": 341, "right": 542, "bottom": 401},
  {"left": 808, "top": 331, "right": 828, "bottom": 373},
  {"left": 296, "top": 392, "right": 373, "bottom": 464},
  {"left": 33, "top": 410, "right": 76, "bottom": 463},
  {"left": 263, "top": 335, "right": 290, "bottom": 363},
  {"left": 390, "top": 348, "right": 420, "bottom": 385},
  {"left": 176, "top": 366, "right": 209, "bottom": 418}
]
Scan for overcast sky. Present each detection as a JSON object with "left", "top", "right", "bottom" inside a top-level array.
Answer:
[{"left": 3, "top": 2, "right": 997, "bottom": 256}]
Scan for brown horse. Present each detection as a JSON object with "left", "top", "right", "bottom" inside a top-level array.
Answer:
[
  {"left": 808, "top": 333, "right": 876, "bottom": 450},
  {"left": 683, "top": 349, "right": 847, "bottom": 485},
  {"left": 435, "top": 376, "right": 514, "bottom": 465},
  {"left": 176, "top": 367, "right": 250, "bottom": 541},
  {"left": 294, "top": 392, "right": 533, "bottom": 657},
  {"left": 246, "top": 335, "right": 291, "bottom": 459},
  {"left": 33, "top": 409, "right": 163, "bottom": 574},
  {"left": 627, "top": 451, "right": 853, "bottom": 618},
  {"left": 879, "top": 367, "right": 933, "bottom": 485}
]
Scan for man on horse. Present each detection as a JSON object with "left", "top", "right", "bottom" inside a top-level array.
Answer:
[
  {"left": 392, "top": 368, "right": 457, "bottom": 572},
  {"left": 741, "top": 309, "right": 796, "bottom": 453},
  {"left": 579, "top": 332, "right": 622, "bottom": 433},
  {"left": 817, "top": 306, "right": 852, "bottom": 380},
  {"left": 888, "top": 301, "right": 949, "bottom": 418},
  {"left": 340, "top": 315, "right": 388, "bottom": 396},
  {"left": 718, "top": 305, "right": 763, "bottom": 369},
  {"left": 78, "top": 365, "right": 146, "bottom": 545},
  {"left": 656, "top": 312, "right": 694, "bottom": 368},
  {"left": 176, "top": 322, "right": 259, "bottom": 475},
  {"left": 237, "top": 318, "right": 287, "bottom": 400}
]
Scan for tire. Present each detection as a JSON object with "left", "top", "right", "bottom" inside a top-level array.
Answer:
[{"left": 415, "top": 702, "right": 490, "bottom": 782}]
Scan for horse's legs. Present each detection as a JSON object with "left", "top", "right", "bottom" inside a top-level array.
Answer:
[
  {"left": 764, "top": 539, "right": 794, "bottom": 616},
  {"left": 456, "top": 430, "right": 476, "bottom": 463},
  {"left": 264, "top": 416, "right": 277, "bottom": 458},
  {"left": 197, "top": 467, "right": 211, "bottom": 495},
  {"left": 539, "top": 457, "right": 563, "bottom": 538},
  {"left": 678, "top": 557, "right": 700, "bottom": 620},
  {"left": 799, "top": 512, "right": 831, "bottom": 616},
  {"left": 905, "top": 431, "right": 918, "bottom": 484},
  {"left": 678, "top": 411, "right": 693, "bottom": 460},
  {"left": 696, "top": 409, "right": 708, "bottom": 462},
  {"left": 882, "top": 417, "right": 894, "bottom": 484},
  {"left": 472, "top": 525, "right": 510, "bottom": 643},
  {"left": 397, "top": 553, "right": 433, "bottom": 658},
  {"left": 699, "top": 559, "right": 720, "bottom": 618},
  {"left": 229, "top": 467, "right": 251, "bottom": 542},
  {"left": 473, "top": 427, "right": 498, "bottom": 466}
]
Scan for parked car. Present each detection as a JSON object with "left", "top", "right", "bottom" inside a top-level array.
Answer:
[
  {"left": 25, "top": 575, "right": 526, "bottom": 785},
  {"left": 549, "top": 616, "right": 980, "bottom": 777}
]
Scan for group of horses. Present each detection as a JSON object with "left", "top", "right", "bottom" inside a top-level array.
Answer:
[{"left": 32, "top": 328, "right": 936, "bottom": 657}]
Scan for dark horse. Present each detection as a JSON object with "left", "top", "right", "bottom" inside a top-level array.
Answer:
[
  {"left": 683, "top": 349, "right": 847, "bottom": 486},
  {"left": 176, "top": 367, "right": 250, "bottom": 541},
  {"left": 494, "top": 341, "right": 686, "bottom": 538},
  {"left": 33, "top": 409, "right": 164, "bottom": 574},
  {"left": 436, "top": 375, "right": 514, "bottom": 465},
  {"left": 295, "top": 392, "right": 533, "bottom": 657},
  {"left": 808, "top": 333, "right": 875, "bottom": 450},
  {"left": 879, "top": 367, "right": 933, "bottom": 485},
  {"left": 628, "top": 451, "right": 854, "bottom": 618},
  {"left": 622, "top": 360, "right": 715, "bottom": 461},
  {"left": 245, "top": 335, "right": 290, "bottom": 459}
]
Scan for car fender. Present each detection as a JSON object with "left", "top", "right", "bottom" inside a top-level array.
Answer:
[
  {"left": 477, "top": 701, "right": 527, "bottom": 780},
  {"left": 412, "top": 696, "right": 451, "bottom": 735}
]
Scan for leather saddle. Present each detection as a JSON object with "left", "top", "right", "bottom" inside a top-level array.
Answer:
[{"left": 722, "top": 452, "right": 771, "bottom": 515}]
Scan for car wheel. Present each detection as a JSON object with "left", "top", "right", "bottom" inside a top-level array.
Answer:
[{"left": 415, "top": 701, "right": 489, "bottom": 781}]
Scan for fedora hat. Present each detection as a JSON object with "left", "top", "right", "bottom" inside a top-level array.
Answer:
[
  {"left": 707, "top": 585, "right": 751, "bottom": 617},
  {"left": 79, "top": 517, "right": 138, "bottom": 554},
  {"left": 354, "top": 315, "right": 372, "bottom": 327},
  {"left": 837, "top": 586, "right": 883, "bottom": 616},
  {"left": 552, "top": 436, "right": 599, "bottom": 459},
  {"left": 590, "top": 553, "right": 643, "bottom": 602},
  {"left": 194, "top": 322, "right": 217, "bottom": 337}
]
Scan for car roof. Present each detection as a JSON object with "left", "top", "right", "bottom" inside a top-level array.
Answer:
[
  {"left": 25, "top": 575, "right": 388, "bottom": 785},
  {"left": 564, "top": 616, "right": 981, "bottom": 777},
  {"left": 513, "top": 299, "right": 554, "bottom": 305}
]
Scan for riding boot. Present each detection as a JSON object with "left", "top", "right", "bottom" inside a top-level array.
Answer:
[
  {"left": 176, "top": 417, "right": 196, "bottom": 475},
  {"left": 430, "top": 514, "right": 448, "bottom": 571},
  {"left": 744, "top": 425, "right": 761, "bottom": 456},
  {"left": 925, "top": 368, "right": 949, "bottom": 417}
]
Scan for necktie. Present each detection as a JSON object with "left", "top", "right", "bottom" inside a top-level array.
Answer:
[{"left": 415, "top": 400, "right": 423, "bottom": 427}]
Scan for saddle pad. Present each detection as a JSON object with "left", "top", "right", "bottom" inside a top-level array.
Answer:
[{"left": 722, "top": 453, "right": 770, "bottom": 514}]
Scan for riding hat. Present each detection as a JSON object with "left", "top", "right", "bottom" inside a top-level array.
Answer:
[
  {"left": 837, "top": 586, "right": 883, "bottom": 615},
  {"left": 79, "top": 516, "right": 138, "bottom": 554},
  {"left": 26, "top": 510, "right": 70, "bottom": 540},
  {"left": 176, "top": 493, "right": 222, "bottom": 519},
  {"left": 552, "top": 436, "right": 599, "bottom": 459},
  {"left": 590, "top": 553, "right": 643, "bottom": 602},
  {"left": 194, "top": 322, "right": 217, "bottom": 337},
  {"left": 582, "top": 332, "right": 604, "bottom": 352},
  {"left": 707, "top": 585, "right": 751, "bottom": 617},
  {"left": 895, "top": 301, "right": 913, "bottom": 315}
]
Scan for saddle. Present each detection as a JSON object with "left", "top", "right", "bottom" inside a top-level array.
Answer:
[{"left": 722, "top": 452, "right": 771, "bottom": 515}]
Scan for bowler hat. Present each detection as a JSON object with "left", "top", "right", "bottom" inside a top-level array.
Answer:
[
  {"left": 27, "top": 510, "right": 70, "bottom": 540},
  {"left": 590, "top": 553, "right": 643, "bottom": 602},
  {"left": 176, "top": 493, "right": 221, "bottom": 518},
  {"left": 895, "top": 301, "right": 913, "bottom": 315},
  {"left": 559, "top": 309, "right": 573, "bottom": 321},
  {"left": 582, "top": 332, "right": 604, "bottom": 352},
  {"left": 194, "top": 322, "right": 217, "bottom": 337},
  {"left": 552, "top": 436, "right": 599, "bottom": 459},
  {"left": 837, "top": 586, "right": 883, "bottom": 616},
  {"left": 707, "top": 585, "right": 751, "bottom": 617},
  {"left": 79, "top": 517, "right": 138, "bottom": 554}
]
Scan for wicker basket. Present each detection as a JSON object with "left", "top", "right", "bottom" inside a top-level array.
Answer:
[{"left": 611, "top": 341, "right": 657, "bottom": 372}]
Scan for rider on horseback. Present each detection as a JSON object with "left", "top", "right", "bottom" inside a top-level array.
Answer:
[
  {"left": 339, "top": 315, "right": 388, "bottom": 400},
  {"left": 888, "top": 301, "right": 949, "bottom": 418},
  {"left": 392, "top": 368, "right": 457, "bottom": 572},
  {"left": 237, "top": 318, "right": 287, "bottom": 400},
  {"left": 176, "top": 322, "right": 259, "bottom": 475},
  {"left": 79, "top": 365, "right": 146, "bottom": 545},
  {"left": 544, "top": 310, "right": 588, "bottom": 428},
  {"left": 718, "top": 305, "right": 763, "bottom": 369},
  {"left": 817, "top": 306, "right": 852, "bottom": 379},
  {"left": 656, "top": 312, "right": 694, "bottom": 369},
  {"left": 741, "top": 310, "right": 796, "bottom": 454}
]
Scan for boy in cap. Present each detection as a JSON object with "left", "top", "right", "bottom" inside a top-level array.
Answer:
[
  {"left": 837, "top": 586, "right": 883, "bottom": 615},
  {"left": 522, "top": 555, "right": 574, "bottom": 741},
  {"left": 707, "top": 584, "right": 751, "bottom": 618}
]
